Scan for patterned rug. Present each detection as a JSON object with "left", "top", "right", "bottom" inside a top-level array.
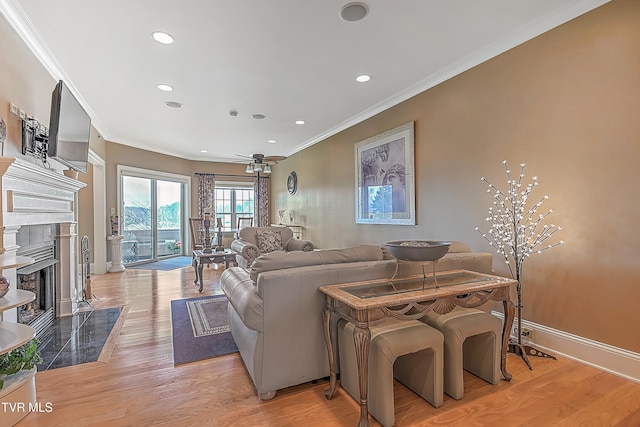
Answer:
[
  {"left": 186, "top": 297, "right": 231, "bottom": 337},
  {"left": 170, "top": 295, "right": 238, "bottom": 365}
]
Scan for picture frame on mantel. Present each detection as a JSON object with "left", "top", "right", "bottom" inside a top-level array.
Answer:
[{"left": 355, "top": 121, "right": 415, "bottom": 225}]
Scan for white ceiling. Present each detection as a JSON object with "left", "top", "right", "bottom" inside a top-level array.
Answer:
[{"left": 2, "top": 0, "right": 607, "bottom": 163}]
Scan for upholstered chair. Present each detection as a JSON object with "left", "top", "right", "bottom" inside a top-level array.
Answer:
[{"left": 231, "top": 226, "right": 314, "bottom": 268}]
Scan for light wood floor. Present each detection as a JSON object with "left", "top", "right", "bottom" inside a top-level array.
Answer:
[{"left": 17, "top": 265, "right": 640, "bottom": 427}]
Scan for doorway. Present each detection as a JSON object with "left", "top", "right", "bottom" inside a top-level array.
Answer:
[{"left": 118, "top": 166, "right": 190, "bottom": 266}]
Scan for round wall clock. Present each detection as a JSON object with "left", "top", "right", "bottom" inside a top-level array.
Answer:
[{"left": 287, "top": 171, "right": 298, "bottom": 195}]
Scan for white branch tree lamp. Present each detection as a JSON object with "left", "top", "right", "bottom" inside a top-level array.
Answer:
[{"left": 476, "top": 161, "right": 563, "bottom": 369}]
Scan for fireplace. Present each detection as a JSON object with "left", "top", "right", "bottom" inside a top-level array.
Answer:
[
  {"left": 15, "top": 228, "right": 58, "bottom": 335},
  {"left": 0, "top": 157, "right": 86, "bottom": 324}
]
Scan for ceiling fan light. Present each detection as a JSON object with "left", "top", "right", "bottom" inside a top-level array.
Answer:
[
  {"left": 263, "top": 164, "right": 272, "bottom": 174},
  {"left": 245, "top": 163, "right": 254, "bottom": 173},
  {"left": 253, "top": 163, "right": 262, "bottom": 172}
]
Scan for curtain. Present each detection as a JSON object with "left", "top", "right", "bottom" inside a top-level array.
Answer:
[
  {"left": 196, "top": 174, "right": 215, "bottom": 217},
  {"left": 255, "top": 175, "right": 270, "bottom": 227}
]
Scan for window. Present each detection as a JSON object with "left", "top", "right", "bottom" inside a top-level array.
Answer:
[{"left": 214, "top": 185, "right": 254, "bottom": 230}]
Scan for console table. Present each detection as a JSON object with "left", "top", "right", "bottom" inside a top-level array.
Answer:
[{"left": 320, "top": 270, "right": 517, "bottom": 427}]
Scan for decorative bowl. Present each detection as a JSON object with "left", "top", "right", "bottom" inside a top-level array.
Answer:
[
  {"left": 0, "top": 276, "right": 9, "bottom": 298},
  {"left": 385, "top": 240, "right": 451, "bottom": 262}
]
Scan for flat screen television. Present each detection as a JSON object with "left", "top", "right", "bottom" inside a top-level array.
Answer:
[{"left": 47, "top": 80, "right": 91, "bottom": 173}]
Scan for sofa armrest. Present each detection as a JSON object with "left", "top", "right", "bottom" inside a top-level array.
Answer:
[
  {"left": 231, "top": 239, "right": 260, "bottom": 265},
  {"left": 286, "top": 238, "right": 314, "bottom": 252},
  {"left": 221, "top": 267, "right": 264, "bottom": 332}
]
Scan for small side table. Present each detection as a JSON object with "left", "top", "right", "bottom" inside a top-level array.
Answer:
[
  {"left": 107, "top": 235, "right": 125, "bottom": 272},
  {"left": 192, "top": 249, "right": 238, "bottom": 292}
]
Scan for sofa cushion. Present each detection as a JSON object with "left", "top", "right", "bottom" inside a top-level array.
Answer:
[
  {"left": 448, "top": 241, "right": 471, "bottom": 253},
  {"left": 249, "top": 244, "right": 384, "bottom": 282},
  {"left": 238, "top": 226, "right": 294, "bottom": 246},
  {"left": 256, "top": 230, "right": 284, "bottom": 253}
]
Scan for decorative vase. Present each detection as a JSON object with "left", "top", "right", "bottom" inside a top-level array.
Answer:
[{"left": 0, "top": 276, "right": 9, "bottom": 298}]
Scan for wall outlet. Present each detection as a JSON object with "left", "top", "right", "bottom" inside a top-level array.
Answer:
[
  {"left": 18, "top": 108, "right": 27, "bottom": 120},
  {"left": 10, "top": 103, "right": 19, "bottom": 116},
  {"left": 512, "top": 326, "right": 533, "bottom": 339}
]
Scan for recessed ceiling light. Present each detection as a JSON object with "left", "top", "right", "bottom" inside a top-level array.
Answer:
[
  {"left": 165, "top": 101, "right": 182, "bottom": 108},
  {"left": 156, "top": 84, "right": 173, "bottom": 92},
  {"left": 340, "top": 2, "right": 369, "bottom": 22},
  {"left": 295, "top": 120, "right": 306, "bottom": 125},
  {"left": 356, "top": 74, "right": 371, "bottom": 83},
  {"left": 200, "top": 149, "right": 208, "bottom": 153},
  {"left": 268, "top": 139, "right": 276, "bottom": 144},
  {"left": 251, "top": 114, "right": 266, "bottom": 120},
  {"left": 152, "top": 31, "right": 174, "bottom": 45}
]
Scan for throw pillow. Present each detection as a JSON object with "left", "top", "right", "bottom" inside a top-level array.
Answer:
[{"left": 256, "top": 230, "right": 284, "bottom": 254}]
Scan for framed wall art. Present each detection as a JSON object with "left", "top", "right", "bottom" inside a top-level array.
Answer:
[{"left": 355, "top": 121, "right": 415, "bottom": 225}]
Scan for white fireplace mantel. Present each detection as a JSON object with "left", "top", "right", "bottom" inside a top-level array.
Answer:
[{"left": 0, "top": 156, "right": 86, "bottom": 320}]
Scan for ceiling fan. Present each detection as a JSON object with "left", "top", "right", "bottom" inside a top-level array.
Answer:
[{"left": 236, "top": 153, "right": 287, "bottom": 174}]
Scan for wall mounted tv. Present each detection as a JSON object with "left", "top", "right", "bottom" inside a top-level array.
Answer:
[{"left": 47, "top": 80, "right": 91, "bottom": 173}]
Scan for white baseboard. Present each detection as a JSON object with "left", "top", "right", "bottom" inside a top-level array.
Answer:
[{"left": 492, "top": 310, "right": 640, "bottom": 384}]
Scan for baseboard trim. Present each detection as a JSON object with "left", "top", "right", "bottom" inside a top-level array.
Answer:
[{"left": 491, "top": 310, "right": 640, "bottom": 384}]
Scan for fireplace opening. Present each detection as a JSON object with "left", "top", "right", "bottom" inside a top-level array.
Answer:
[{"left": 16, "top": 240, "right": 58, "bottom": 336}]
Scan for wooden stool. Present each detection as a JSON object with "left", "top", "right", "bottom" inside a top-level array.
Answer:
[
  {"left": 420, "top": 306, "right": 502, "bottom": 399},
  {"left": 339, "top": 319, "right": 443, "bottom": 427}
]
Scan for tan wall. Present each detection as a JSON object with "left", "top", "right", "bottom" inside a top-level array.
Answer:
[
  {"left": 0, "top": 15, "right": 55, "bottom": 157},
  {"left": 76, "top": 162, "right": 94, "bottom": 260},
  {"left": 0, "top": 13, "right": 97, "bottom": 260},
  {"left": 270, "top": 0, "right": 640, "bottom": 353}
]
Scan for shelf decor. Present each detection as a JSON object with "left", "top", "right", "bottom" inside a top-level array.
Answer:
[
  {"left": 476, "top": 160, "right": 563, "bottom": 369},
  {"left": 0, "top": 254, "right": 38, "bottom": 424},
  {"left": 0, "top": 339, "right": 41, "bottom": 390},
  {"left": 0, "top": 276, "right": 8, "bottom": 298}
]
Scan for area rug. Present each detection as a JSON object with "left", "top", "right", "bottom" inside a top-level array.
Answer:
[
  {"left": 128, "top": 256, "right": 193, "bottom": 271},
  {"left": 171, "top": 295, "right": 238, "bottom": 365}
]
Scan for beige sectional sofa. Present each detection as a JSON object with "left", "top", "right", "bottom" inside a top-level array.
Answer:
[{"left": 220, "top": 241, "right": 493, "bottom": 399}]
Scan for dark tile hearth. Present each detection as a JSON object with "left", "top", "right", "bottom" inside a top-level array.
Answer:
[{"left": 36, "top": 307, "right": 121, "bottom": 370}]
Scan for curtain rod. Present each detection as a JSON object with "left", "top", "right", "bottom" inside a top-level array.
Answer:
[{"left": 195, "top": 172, "right": 269, "bottom": 178}]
